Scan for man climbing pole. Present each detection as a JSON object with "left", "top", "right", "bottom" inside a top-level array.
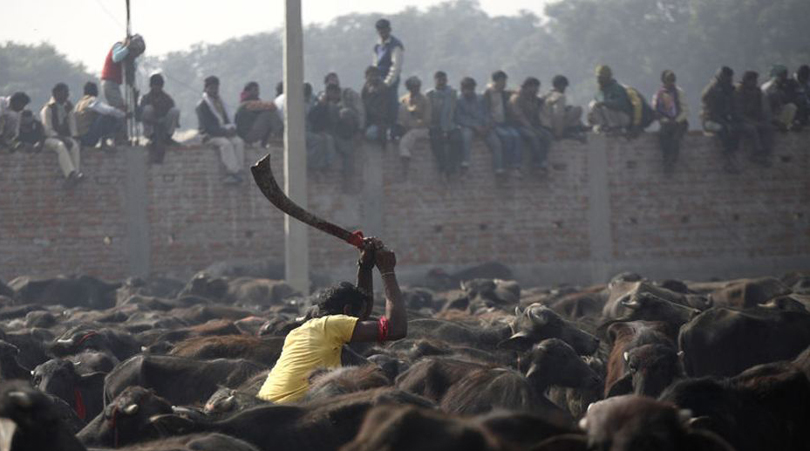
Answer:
[{"left": 100, "top": 1, "right": 144, "bottom": 146}]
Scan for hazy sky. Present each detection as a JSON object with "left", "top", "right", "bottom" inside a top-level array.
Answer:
[{"left": 3, "top": 0, "right": 546, "bottom": 74}]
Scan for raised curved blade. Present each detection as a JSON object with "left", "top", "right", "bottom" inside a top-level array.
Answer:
[{"left": 251, "top": 153, "right": 363, "bottom": 248}]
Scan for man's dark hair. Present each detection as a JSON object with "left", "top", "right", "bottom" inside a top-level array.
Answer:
[
  {"left": 492, "top": 70, "right": 507, "bottom": 82},
  {"left": 324, "top": 72, "right": 338, "bottom": 84},
  {"left": 797, "top": 65, "right": 810, "bottom": 80},
  {"left": 325, "top": 83, "right": 341, "bottom": 94},
  {"left": 52, "top": 83, "right": 69, "bottom": 96},
  {"left": 719, "top": 66, "right": 734, "bottom": 79},
  {"left": 275, "top": 81, "right": 284, "bottom": 96},
  {"left": 365, "top": 66, "right": 380, "bottom": 76},
  {"left": 742, "top": 70, "right": 758, "bottom": 84},
  {"left": 460, "top": 77, "right": 476, "bottom": 89},
  {"left": 316, "top": 282, "right": 370, "bottom": 317},
  {"left": 244, "top": 81, "right": 259, "bottom": 92},
  {"left": 150, "top": 73, "right": 165, "bottom": 87},
  {"left": 204, "top": 76, "right": 220, "bottom": 88},
  {"left": 552, "top": 75, "right": 569, "bottom": 89},
  {"left": 661, "top": 70, "right": 676, "bottom": 83},
  {"left": 83, "top": 82, "right": 99, "bottom": 96},
  {"left": 434, "top": 71, "right": 447, "bottom": 79},
  {"left": 9, "top": 92, "right": 30, "bottom": 109},
  {"left": 375, "top": 18, "right": 391, "bottom": 30},
  {"left": 522, "top": 77, "right": 541, "bottom": 88},
  {"left": 304, "top": 82, "right": 312, "bottom": 98}
]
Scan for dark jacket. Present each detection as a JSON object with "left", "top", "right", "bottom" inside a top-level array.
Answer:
[
  {"left": 196, "top": 99, "right": 231, "bottom": 138},
  {"left": 735, "top": 84, "right": 770, "bottom": 123},
  {"left": 362, "top": 82, "right": 390, "bottom": 126},
  {"left": 701, "top": 77, "right": 738, "bottom": 123},
  {"left": 16, "top": 117, "right": 45, "bottom": 145}
]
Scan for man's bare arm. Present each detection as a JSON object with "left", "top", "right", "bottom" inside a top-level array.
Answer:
[
  {"left": 351, "top": 246, "right": 406, "bottom": 342},
  {"left": 356, "top": 238, "right": 379, "bottom": 320}
]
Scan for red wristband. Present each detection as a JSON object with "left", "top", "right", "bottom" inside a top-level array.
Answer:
[{"left": 377, "top": 316, "right": 390, "bottom": 342}]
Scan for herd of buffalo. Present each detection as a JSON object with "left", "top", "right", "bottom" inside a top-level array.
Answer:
[{"left": 0, "top": 264, "right": 809, "bottom": 451}]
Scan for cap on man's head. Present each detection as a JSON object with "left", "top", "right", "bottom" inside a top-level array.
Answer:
[
  {"left": 375, "top": 18, "right": 391, "bottom": 30},
  {"left": 596, "top": 65, "right": 612, "bottom": 78},
  {"left": 204, "top": 76, "right": 220, "bottom": 88},
  {"left": 150, "top": 73, "right": 165, "bottom": 87}
]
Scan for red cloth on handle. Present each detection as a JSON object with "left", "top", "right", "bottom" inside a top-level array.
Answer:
[{"left": 348, "top": 230, "right": 365, "bottom": 248}]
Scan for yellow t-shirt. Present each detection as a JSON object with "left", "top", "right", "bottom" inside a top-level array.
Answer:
[{"left": 256, "top": 314, "right": 359, "bottom": 403}]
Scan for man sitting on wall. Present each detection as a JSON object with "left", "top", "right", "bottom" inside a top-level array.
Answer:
[
  {"left": 139, "top": 73, "right": 181, "bottom": 162},
  {"left": 397, "top": 76, "right": 430, "bottom": 169},
  {"left": 761, "top": 64, "right": 799, "bottom": 131},
  {"left": 196, "top": 76, "right": 246, "bottom": 185},
  {"left": 540, "top": 75, "right": 586, "bottom": 142},
  {"left": 362, "top": 65, "right": 390, "bottom": 144},
  {"left": 589, "top": 65, "right": 655, "bottom": 137},
  {"left": 510, "top": 77, "right": 552, "bottom": 173},
  {"left": 74, "top": 82, "right": 126, "bottom": 151},
  {"left": 736, "top": 71, "right": 774, "bottom": 167},
  {"left": 41, "top": 83, "right": 83, "bottom": 187},
  {"left": 0, "top": 92, "right": 30, "bottom": 151},
  {"left": 455, "top": 76, "right": 504, "bottom": 174},
  {"left": 426, "top": 70, "right": 463, "bottom": 178},
  {"left": 236, "top": 81, "right": 283, "bottom": 148},
  {"left": 701, "top": 66, "right": 742, "bottom": 173}
]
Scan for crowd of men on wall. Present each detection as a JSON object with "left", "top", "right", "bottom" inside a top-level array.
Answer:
[{"left": 2, "top": 20, "right": 810, "bottom": 189}]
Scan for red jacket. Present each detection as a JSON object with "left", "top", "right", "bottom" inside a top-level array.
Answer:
[{"left": 101, "top": 48, "right": 123, "bottom": 84}]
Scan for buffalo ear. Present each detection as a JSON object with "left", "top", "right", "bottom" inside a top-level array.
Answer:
[
  {"left": 497, "top": 332, "right": 533, "bottom": 352},
  {"left": 530, "top": 434, "right": 589, "bottom": 451},
  {"left": 683, "top": 429, "right": 736, "bottom": 451},
  {"left": 605, "top": 373, "right": 633, "bottom": 398}
]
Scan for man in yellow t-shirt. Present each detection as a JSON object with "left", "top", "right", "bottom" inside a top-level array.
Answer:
[{"left": 257, "top": 239, "right": 407, "bottom": 403}]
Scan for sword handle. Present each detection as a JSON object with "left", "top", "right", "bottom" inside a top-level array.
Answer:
[{"left": 347, "top": 230, "right": 365, "bottom": 249}]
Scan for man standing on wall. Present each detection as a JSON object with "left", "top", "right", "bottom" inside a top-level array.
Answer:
[{"left": 372, "top": 19, "right": 404, "bottom": 137}]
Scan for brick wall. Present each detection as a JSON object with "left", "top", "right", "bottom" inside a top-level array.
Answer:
[{"left": 1, "top": 132, "right": 808, "bottom": 286}]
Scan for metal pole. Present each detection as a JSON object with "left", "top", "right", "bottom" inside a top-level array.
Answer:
[{"left": 283, "top": 0, "right": 310, "bottom": 295}]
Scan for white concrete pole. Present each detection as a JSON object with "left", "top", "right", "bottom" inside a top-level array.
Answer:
[{"left": 283, "top": 0, "right": 310, "bottom": 294}]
